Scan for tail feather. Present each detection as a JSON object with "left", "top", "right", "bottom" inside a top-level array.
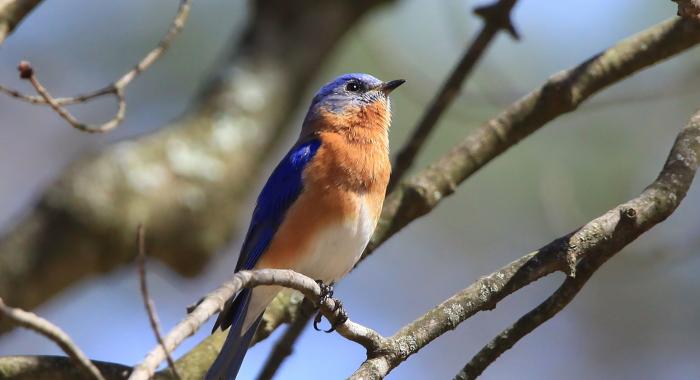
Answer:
[{"left": 206, "top": 290, "right": 261, "bottom": 380}]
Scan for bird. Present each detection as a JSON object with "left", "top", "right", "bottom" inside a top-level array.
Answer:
[{"left": 206, "top": 73, "right": 404, "bottom": 380}]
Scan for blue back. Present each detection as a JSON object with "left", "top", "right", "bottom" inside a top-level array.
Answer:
[{"left": 235, "top": 138, "right": 322, "bottom": 272}]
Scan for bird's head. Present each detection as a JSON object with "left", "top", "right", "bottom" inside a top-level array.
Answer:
[{"left": 302, "top": 73, "right": 404, "bottom": 135}]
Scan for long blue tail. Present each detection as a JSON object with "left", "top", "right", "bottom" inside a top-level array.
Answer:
[{"left": 206, "top": 290, "right": 262, "bottom": 380}]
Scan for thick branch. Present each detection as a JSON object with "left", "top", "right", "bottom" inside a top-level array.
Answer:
[
  {"left": 0, "top": 0, "right": 395, "bottom": 333},
  {"left": 348, "top": 107, "right": 700, "bottom": 379},
  {"left": 0, "top": 0, "right": 42, "bottom": 45},
  {"left": 0, "top": 356, "right": 131, "bottom": 380}
]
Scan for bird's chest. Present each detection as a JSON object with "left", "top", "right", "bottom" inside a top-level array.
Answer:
[{"left": 295, "top": 196, "right": 376, "bottom": 282}]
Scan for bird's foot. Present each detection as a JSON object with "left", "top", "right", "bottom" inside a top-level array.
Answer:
[{"left": 313, "top": 280, "right": 348, "bottom": 333}]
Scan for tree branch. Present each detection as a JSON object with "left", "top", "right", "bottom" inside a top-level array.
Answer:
[
  {"left": 0, "top": 0, "right": 42, "bottom": 46},
  {"left": 0, "top": 298, "right": 106, "bottom": 380},
  {"left": 388, "top": 0, "right": 519, "bottom": 190},
  {"left": 136, "top": 226, "right": 180, "bottom": 379},
  {"left": 0, "top": 356, "right": 131, "bottom": 380},
  {"left": 129, "top": 269, "right": 387, "bottom": 380},
  {"left": 1, "top": 0, "right": 191, "bottom": 133},
  {"left": 348, "top": 106, "right": 700, "bottom": 379}
]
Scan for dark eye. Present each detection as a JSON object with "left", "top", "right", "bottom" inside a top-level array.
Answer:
[{"left": 345, "top": 81, "right": 361, "bottom": 92}]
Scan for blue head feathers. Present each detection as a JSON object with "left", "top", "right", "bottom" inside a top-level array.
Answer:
[{"left": 309, "top": 73, "right": 388, "bottom": 114}]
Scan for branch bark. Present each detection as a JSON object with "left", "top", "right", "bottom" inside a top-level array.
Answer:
[
  {"left": 0, "top": 0, "right": 395, "bottom": 332},
  {"left": 0, "top": 0, "right": 42, "bottom": 45},
  {"left": 349, "top": 105, "right": 700, "bottom": 379}
]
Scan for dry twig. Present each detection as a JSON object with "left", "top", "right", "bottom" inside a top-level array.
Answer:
[
  {"left": 136, "top": 225, "right": 180, "bottom": 380},
  {"left": 0, "top": 0, "right": 192, "bottom": 132}
]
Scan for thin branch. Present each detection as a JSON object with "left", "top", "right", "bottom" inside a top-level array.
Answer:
[
  {"left": 0, "top": 0, "right": 42, "bottom": 45},
  {"left": 454, "top": 253, "right": 609, "bottom": 380},
  {"left": 136, "top": 225, "right": 180, "bottom": 380},
  {"left": 0, "top": 297, "right": 106, "bottom": 380},
  {"left": 388, "top": 0, "right": 519, "bottom": 191},
  {"left": 0, "top": 0, "right": 191, "bottom": 133},
  {"left": 129, "top": 269, "right": 387, "bottom": 380},
  {"left": 348, "top": 108, "right": 700, "bottom": 379}
]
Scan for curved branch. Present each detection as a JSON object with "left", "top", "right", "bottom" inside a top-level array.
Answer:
[
  {"left": 348, "top": 107, "right": 700, "bottom": 379},
  {"left": 0, "top": 356, "right": 131, "bottom": 380},
  {"left": 129, "top": 269, "right": 386, "bottom": 380},
  {"left": 0, "top": 0, "right": 191, "bottom": 133},
  {"left": 0, "top": 298, "right": 106, "bottom": 380}
]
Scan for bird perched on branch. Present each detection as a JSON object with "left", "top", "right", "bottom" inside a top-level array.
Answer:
[{"left": 206, "top": 73, "right": 404, "bottom": 379}]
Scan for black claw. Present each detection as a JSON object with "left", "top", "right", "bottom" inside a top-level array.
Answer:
[
  {"left": 312, "top": 280, "right": 349, "bottom": 333},
  {"left": 313, "top": 310, "right": 324, "bottom": 331}
]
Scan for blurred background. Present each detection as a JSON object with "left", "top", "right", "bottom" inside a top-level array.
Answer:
[{"left": 1, "top": 0, "right": 699, "bottom": 379}]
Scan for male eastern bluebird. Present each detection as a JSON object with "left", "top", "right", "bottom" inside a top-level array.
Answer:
[{"left": 206, "top": 73, "right": 404, "bottom": 379}]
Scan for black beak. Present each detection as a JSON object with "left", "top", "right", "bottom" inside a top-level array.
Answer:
[{"left": 380, "top": 79, "right": 405, "bottom": 95}]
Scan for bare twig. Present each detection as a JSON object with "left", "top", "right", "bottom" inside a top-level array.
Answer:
[
  {"left": 129, "top": 269, "right": 386, "bottom": 380},
  {"left": 0, "top": 0, "right": 191, "bottom": 133},
  {"left": 0, "top": 297, "right": 106, "bottom": 380},
  {"left": 0, "top": 0, "right": 42, "bottom": 45},
  {"left": 136, "top": 225, "right": 180, "bottom": 380},
  {"left": 349, "top": 108, "right": 700, "bottom": 379},
  {"left": 388, "top": 0, "right": 520, "bottom": 190}
]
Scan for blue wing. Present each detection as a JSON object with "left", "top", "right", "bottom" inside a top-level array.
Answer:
[{"left": 213, "top": 138, "right": 321, "bottom": 332}]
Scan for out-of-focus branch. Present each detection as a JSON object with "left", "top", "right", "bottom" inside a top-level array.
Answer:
[
  {"left": 129, "top": 269, "right": 386, "bottom": 380},
  {"left": 0, "top": 0, "right": 42, "bottom": 45},
  {"left": 349, "top": 106, "right": 700, "bottom": 380},
  {"left": 0, "top": 356, "right": 132, "bottom": 380},
  {"left": 0, "top": 0, "right": 191, "bottom": 133},
  {"left": 0, "top": 298, "right": 106, "bottom": 380},
  {"left": 136, "top": 226, "right": 180, "bottom": 379},
  {"left": 388, "top": 0, "right": 519, "bottom": 190},
  {"left": 252, "top": 17, "right": 700, "bottom": 344},
  {"left": 0, "top": 0, "right": 396, "bottom": 333}
]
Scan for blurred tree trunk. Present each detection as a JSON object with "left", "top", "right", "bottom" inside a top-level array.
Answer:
[{"left": 0, "top": 0, "right": 395, "bottom": 332}]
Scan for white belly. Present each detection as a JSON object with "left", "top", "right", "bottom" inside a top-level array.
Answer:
[
  {"left": 243, "top": 197, "right": 376, "bottom": 332},
  {"left": 293, "top": 197, "right": 376, "bottom": 283}
]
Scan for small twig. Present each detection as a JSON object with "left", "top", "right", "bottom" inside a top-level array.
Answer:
[
  {"left": 136, "top": 225, "right": 180, "bottom": 380},
  {"left": 387, "top": 0, "right": 520, "bottom": 191},
  {"left": 128, "top": 269, "right": 386, "bottom": 380},
  {"left": 0, "top": 297, "right": 106, "bottom": 380},
  {"left": 0, "top": 0, "right": 192, "bottom": 133}
]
